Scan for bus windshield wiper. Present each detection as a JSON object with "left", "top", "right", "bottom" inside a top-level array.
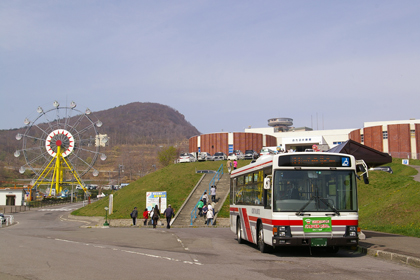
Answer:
[
  {"left": 319, "top": 198, "right": 341, "bottom": 216},
  {"left": 295, "top": 197, "right": 315, "bottom": 216}
]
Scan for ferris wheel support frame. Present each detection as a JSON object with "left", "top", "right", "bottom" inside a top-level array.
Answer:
[{"left": 31, "top": 144, "right": 88, "bottom": 197}]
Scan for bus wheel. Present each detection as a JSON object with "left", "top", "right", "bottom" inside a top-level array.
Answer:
[
  {"left": 258, "top": 222, "right": 269, "bottom": 253},
  {"left": 237, "top": 218, "right": 243, "bottom": 244}
]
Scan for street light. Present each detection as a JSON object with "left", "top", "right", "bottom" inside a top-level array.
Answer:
[{"left": 104, "top": 207, "right": 109, "bottom": 226}]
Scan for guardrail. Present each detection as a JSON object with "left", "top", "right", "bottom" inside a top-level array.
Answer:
[{"left": 190, "top": 164, "right": 224, "bottom": 225}]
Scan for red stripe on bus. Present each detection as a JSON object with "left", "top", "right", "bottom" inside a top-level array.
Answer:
[
  {"left": 241, "top": 208, "right": 254, "bottom": 243},
  {"left": 230, "top": 207, "right": 239, "bottom": 212},
  {"left": 231, "top": 160, "right": 272, "bottom": 176},
  {"left": 245, "top": 217, "right": 358, "bottom": 227}
]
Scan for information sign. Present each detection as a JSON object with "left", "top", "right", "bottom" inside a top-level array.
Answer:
[
  {"left": 303, "top": 217, "right": 332, "bottom": 233},
  {"left": 146, "top": 191, "right": 167, "bottom": 213}
]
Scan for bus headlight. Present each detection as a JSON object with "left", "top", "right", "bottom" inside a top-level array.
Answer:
[
  {"left": 273, "top": 226, "right": 291, "bottom": 237},
  {"left": 346, "top": 225, "right": 358, "bottom": 237}
]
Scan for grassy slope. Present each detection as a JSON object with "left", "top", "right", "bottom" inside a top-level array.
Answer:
[
  {"left": 358, "top": 158, "right": 420, "bottom": 237},
  {"left": 72, "top": 160, "right": 250, "bottom": 219},
  {"left": 73, "top": 157, "right": 420, "bottom": 238}
]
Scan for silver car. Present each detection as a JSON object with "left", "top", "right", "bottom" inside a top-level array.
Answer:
[{"left": 213, "top": 152, "right": 227, "bottom": 160}]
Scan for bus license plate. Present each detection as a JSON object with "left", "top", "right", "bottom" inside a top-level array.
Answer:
[{"left": 311, "top": 238, "right": 327, "bottom": 247}]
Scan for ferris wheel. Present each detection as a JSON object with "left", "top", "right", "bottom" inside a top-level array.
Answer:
[{"left": 14, "top": 100, "right": 107, "bottom": 195}]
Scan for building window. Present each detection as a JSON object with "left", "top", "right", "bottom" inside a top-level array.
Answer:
[
  {"left": 411, "top": 130, "right": 415, "bottom": 138},
  {"left": 382, "top": 131, "right": 388, "bottom": 140},
  {"left": 361, "top": 134, "right": 364, "bottom": 143}
]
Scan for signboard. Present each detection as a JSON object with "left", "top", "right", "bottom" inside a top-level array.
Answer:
[
  {"left": 146, "top": 191, "right": 167, "bottom": 213},
  {"left": 303, "top": 217, "right": 332, "bottom": 233},
  {"left": 279, "top": 154, "right": 351, "bottom": 167},
  {"left": 402, "top": 159, "right": 409, "bottom": 165}
]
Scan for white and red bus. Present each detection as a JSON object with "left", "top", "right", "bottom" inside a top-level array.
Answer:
[{"left": 230, "top": 152, "right": 368, "bottom": 253}]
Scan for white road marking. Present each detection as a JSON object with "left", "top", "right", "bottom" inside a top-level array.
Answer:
[{"left": 53, "top": 238, "right": 202, "bottom": 265}]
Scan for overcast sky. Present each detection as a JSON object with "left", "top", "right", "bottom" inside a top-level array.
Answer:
[{"left": 1, "top": 1, "right": 419, "bottom": 134}]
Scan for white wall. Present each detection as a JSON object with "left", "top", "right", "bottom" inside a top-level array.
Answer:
[{"left": 0, "top": 189, "right": 25, "bottom": 206}]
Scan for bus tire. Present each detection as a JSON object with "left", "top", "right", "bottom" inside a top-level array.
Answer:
[
  {"left": 237, "top": 218, "right": 243, "bottom": 244},
  {"left": 258, "top": 222, "right": 269, "bottom": 253}
]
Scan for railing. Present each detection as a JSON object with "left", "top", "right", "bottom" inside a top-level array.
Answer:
[{"left": 190, "top": 164, "right": 224, "bottom": 225}]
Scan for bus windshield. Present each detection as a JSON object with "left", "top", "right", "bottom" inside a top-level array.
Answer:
[{"left": 273, "top": 169, "right": 357, "bottom": 213}]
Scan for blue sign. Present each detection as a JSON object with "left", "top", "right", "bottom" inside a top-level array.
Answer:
[
  {"left": 341, "top": 157, "right": 350, "bottom": 167},
  {"left": 229, "top": 145, "right": 233, "bottom": 153}
]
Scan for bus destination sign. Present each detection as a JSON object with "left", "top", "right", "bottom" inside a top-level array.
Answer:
[{"left": 278, "top": 154, "right": 351, "bottom": 167}]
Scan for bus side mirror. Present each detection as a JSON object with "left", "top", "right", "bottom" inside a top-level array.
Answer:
[
  {"left": 363, "top": 173, "right": 369, "bottom": 184},
  {"left": 264, "top": 178, "right": 271, "bottom": 189}
]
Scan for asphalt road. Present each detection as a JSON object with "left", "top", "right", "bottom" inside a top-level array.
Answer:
[{"left": 1, "top": 204, "right": 420, "bottom": 280}]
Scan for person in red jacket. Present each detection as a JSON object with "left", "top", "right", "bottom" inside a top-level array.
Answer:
[{"left": 142, "top": 208, "right": 149, "bottom": 226}]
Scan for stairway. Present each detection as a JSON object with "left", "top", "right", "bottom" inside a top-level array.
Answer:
[{"left": 172, "top": 171, "right": 230, "bottom": 227}]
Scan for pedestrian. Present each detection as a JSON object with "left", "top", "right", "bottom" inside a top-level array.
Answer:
[
  {"left": 142, "top": 208, "right": 149, "bottom": 226},
  {"left": 163, "top": 204, "right": 175, "bottom": 229},
  {"left": 233, "top": 159, "right": 238, "bottom": 170},
  {"left": 130, "top": 207, "right": 138, "bottom": 226},
  {"left": 202, "top": 204, "right": 208, "bottom": 222},
  {"left": 227, "top": 159, "right": 232, "bottom": 174},
  {"left": 152, "top": 205, "right": 160, "bottom": 228},
  {"left": 202, "top": 191, "right": 208, "bottom": 205},
  {"left": 206, "top": 204, "right": 214, "bottom": 226},
  {"left": 210, "top": 185, "right": 217, "bottom": 203},
  {"left": 197, "top": 199, "right": 204, "bottom": 217},
  {"left": 149, "top": 208, "right": 154, "bottom": 226}
]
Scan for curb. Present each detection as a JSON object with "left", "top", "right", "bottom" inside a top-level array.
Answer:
[{"left": 357, "top": 245, "right": 420, "bottom": 268}]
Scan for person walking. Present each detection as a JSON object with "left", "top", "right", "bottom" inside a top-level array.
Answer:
[
  {"left": 152, "top": 205, "right": 160, "bottom": 228},
  {"left": 210, "top": 185, "right": 217, "bottom": 203},
  {"left": 227, "top": 159, "right": 232, "bottom": 174},
  {"left": 233, "top": 159, "right": 238, "bottom": 170},
  {"left": 197, "top": 199, "right": 204, "bottom": 217},
  {"left": 202, "top": 204, "right": 208, "bottom": 223},
  {"left": 202, "top": 191, "right": 208, "bottom": 206},
  {"left": 163, "top": 204, "right": 175, "bottom": 229},
  {"left": 130, "top": 207, "right": 138, "bottom": 226},
  {"left": 206, "top": 204, "right": 214, "bottom": 226},
  {"left": 142, "top": 208, "right": 149, "bottom": 226}
]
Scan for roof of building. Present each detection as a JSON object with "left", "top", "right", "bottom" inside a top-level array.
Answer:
[{"left": 328, "top": 139, "right": 392, "bottom": 168}]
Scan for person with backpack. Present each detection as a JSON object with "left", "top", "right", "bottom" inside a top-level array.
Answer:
[
  {"left": 130, "top": 207, "right": 138, "bottom": 226},
  {"left": 152, "top": 205, "right": 160, "bottom": 228}
]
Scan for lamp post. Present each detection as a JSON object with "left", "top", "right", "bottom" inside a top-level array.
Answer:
[{"left": 104, "top": 207, "right": 109, "bottom": 226}]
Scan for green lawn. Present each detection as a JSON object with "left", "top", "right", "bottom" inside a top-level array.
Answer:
[
  {"left": 73, "top": 157, "right": 420, "bottom": 238},
  {"left": 358, "top": 158, "right": 420, "bottom": 237}
]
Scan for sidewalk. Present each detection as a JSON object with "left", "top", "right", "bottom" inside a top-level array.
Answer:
[{"left": 358, "top": 230, "right": 420, "bottom": 268}]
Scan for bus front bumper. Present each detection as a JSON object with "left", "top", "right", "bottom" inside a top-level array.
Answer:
[{"left": 272, "top": 236, "right": 358, "bottom": 247}]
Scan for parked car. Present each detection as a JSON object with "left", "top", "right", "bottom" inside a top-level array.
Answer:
[
  {"left": 197, "top": 152, "right": 207, "bottom": 161},
  {"left": 178, "top": 153, "right": 196, "bottom": 163},
  {"left": 244, "top": 150, "right": 259, "bottom": 160},
  {"left": 227, "top": 153, "right": 238, "bottom": 160},
  {"left": 369, "top": 166, "right": 393, "bottom": 174},
  {"left": 0, "top": 213, "right": 6, "bottom": 224},
  {"left": 213, "top": 152, "right": 227, "bottom": 160},
  {"left": 233, "top": 150, "right": 245, "bottom": 160},
  {"left": 205, "top": 152, "right": 214, "bottom": 161}
]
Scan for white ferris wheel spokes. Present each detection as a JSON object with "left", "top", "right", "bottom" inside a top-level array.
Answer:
[{"left": 14, "top": 100, "right": 107, "bottom": 193}]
